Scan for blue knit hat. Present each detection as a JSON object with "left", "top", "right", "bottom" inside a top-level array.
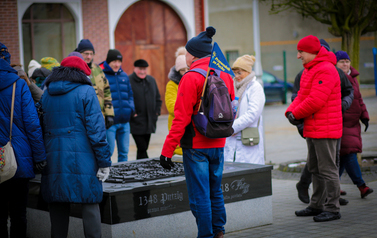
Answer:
[
  {"left": 319, "top": 39, "right": 330, "bottom": 51},
  {"left": 0, "top": 42, "right": 11, "bottom": 64},
  {"left": 68, "top": 51, "right": 84, "bottom": 60},
  {"left": 185, "top": 26, "right": 216, "bottom": 58},
  {"left": 335, "top": 51, "right": 350, "bottom": 62},
  {"left": 75, "top": 39, "right": 95, "bottom": 53}
]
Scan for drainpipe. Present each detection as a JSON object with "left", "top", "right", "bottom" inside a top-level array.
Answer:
[{"left": 253, "top": 0, "right": 263, "bottom": 86}]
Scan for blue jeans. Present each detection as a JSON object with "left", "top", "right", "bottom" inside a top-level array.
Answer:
[
  {"left": 339, "top": 153, "right": 365, "bottom": 187},
  {"left": 106, "top": 123, "right": 130, "bottom": 162},
  {"left": 182, "top": 148, "right": 226, "bottom": 238}
]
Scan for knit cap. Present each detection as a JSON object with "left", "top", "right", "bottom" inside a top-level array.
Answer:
[
  {"left": 75, "top": 39, "right": 95, "bottom": 53},
  {"left": 185, "top": 26, "right": 216, "bottom": 58},
  {"left": 68, "top": 51, "right": 84, "bottom": 60},
  {"left": 232, "top": 55, "right": 256, "bottom": 73},
  {"left": 61, "top": 56, "right": 91, "bottom": 76},
  {"left": 335, "top": 51, "right": 350, "bottom": 62},
  {"left": 319, "top": 39, "right": 330, "bottom": 51},
  {"left": 0, "top": 42, "right": 10, "bottom": 64},
  {"left": 28, "top": 59, "right": 41, "bottom": 78},
  {"left": 134, "top": 59, "right": 149, "bottom": 67},
  {"left": 106, "top": 49, "right": 123, "bottom": 64},
  {"left": 175, "top": 46, "right": 187, "bottom": 57},
  {"left": 175, "top": 55, "right": 188, "bottom": 71},
  {"left": 41, "top": 57, "right": 60, "bottom": 70},
  {"left": 297, "top": 35, "right": 321, "bottom": 54}
]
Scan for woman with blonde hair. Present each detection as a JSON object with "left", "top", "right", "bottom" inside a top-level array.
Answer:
[{"left": 224, "top": 55, "right": 266, "bottom": 164}]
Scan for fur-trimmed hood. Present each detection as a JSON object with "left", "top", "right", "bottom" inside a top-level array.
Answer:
[
  {"left": 168, "top": 66, "right": 182, "bottom": 85},
  {"left": 45, "top": 66, "right": 92, "bottom": 96}
]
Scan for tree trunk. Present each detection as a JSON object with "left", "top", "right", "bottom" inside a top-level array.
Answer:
[{"left": 341, "top": 26, "right": 361, "bottom": 72}]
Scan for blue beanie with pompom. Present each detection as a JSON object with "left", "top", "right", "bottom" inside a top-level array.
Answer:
[{"left": 185, "top": 26, "right": 216, "bottom": 58}]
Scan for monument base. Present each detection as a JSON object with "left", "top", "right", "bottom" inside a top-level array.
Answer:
[{"left": 26, "top": 159, "right": 273, "bottom": 238}]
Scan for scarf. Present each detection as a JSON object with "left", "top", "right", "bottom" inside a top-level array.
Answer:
[{"left": 234, "top": 71, "right": 256, "bottom": 105}]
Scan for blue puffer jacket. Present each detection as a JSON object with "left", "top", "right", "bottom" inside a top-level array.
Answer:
[
  {"left": 40, "top": 66, "right": 111, "bottom": 203},
  {"left": 100, "top": 61, "right": 135, "bottom": 124},
  {"left": 0, "top": 59, "right": 46, "bottom": 179}
]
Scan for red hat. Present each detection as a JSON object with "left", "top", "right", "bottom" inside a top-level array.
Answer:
[
  {"left": 61, "top": 56, "right": 91, "bottom": 76},
  {"left": 297, "top": 35, "right": 321, "bottom": 54}
]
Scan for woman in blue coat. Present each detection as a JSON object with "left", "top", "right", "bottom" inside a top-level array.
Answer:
[
  {"left": 40, "top": 56, "right": 111, "bottom": 238},
  {"left": 0, "top": 43, "right": 46, "bottom": 238}
]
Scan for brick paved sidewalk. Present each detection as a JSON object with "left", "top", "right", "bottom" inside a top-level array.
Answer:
[{"left": 226, "top": 179, "right": 377, "bottom": 238}]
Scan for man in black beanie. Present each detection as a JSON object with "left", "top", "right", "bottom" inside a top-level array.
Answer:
[
  {"left": 128, "top": 59, "right": 162, "bottom": 160},
  {"left": 160, "top": 27, "right": 235, "bottom": 238},
  {"left": 100, "top": 49, "right": 135, "bottom": 162},
  {"left": 75, "top": 39, "right": 115, "bottom": 130}
]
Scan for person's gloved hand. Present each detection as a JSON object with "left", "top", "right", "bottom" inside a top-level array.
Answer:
[
  {"left": 35, "top": 160, "right": 47, "bottom": 172},
  {"left": 297, "top": 123, "right": 305, "bottom": 139},
  {"left": 287, "top": 112, "right": 302, "bottom": 125},
  {"left": 361, "top": 118, "right": 369, "bottom": 132},
  {"left": 96, "top": 167, "right": 110, "bottom": 182},
  {"left": 160, "top": 155, "right": 175, "bottom": 170},
  {"left": 105, "top": 116, "right": 114, "bottom": 129}
]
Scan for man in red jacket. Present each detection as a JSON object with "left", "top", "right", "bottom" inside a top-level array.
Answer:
[
  {"left": 160, "top": 26, "right": 235, "bottom": 238},
  {"left": 285, "top": 35, "right": 343, "bottom": 222}
]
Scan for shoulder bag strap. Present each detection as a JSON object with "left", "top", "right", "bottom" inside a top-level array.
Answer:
[
  {"left": 240, "top": 91, "right": 260, "bottom": 128},
  {"left": 9, "top": 82, "right": 16, "bottom": 143}
]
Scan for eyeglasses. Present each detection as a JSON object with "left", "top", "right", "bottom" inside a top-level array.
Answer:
[{"left": 82, "top": 52, "right": 94, "bottom": 56}]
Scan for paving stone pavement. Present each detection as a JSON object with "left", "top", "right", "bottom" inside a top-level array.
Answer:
[
  {"left": 111, "top": 86, "right": 377, "bottom": 237},
  {"left": 226, "top": 179, "right": 377, "bottom": 238}
]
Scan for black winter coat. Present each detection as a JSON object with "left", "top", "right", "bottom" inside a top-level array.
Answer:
[{"left": 129, "top": 72, "right": 162, "bottom": 134}]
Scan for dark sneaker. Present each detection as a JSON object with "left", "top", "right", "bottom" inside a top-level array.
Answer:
[
  {"left": 295, "top": 206, "right": 323, "bottom": 216},
  {"left": 340, "top": 190, "right": 347, "bottom": 195},
  {"left": 296, "top": 183, "right": 310, "bottom": 204},
  {"left": 359, "top": 185, "right": 373, "bottom": 198},
  {"left": 339, "top": 198, "right": 349, "bottom": 206},
  {"left": 313, "top": 211, "right": 341, "bottom": 222}
]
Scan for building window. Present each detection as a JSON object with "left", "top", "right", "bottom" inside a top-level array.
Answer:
[
  {"left": 226, "top": 50, "right": 239, "bottom": 67},
  {"left": 22, "top": 3, "right": 76, "bottom": 69}
]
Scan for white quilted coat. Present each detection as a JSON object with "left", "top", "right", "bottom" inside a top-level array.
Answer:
[{"left": 224, "top": 77, "right": 266, "bottom": 164}]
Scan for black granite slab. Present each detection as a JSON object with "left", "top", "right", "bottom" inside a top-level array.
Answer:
[{"left": 27, "top": 159, "right": 272, "bottom": 225}]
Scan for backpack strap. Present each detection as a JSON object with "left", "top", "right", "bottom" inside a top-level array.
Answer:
[
  {"left": 9, "top": 82, "right": 16, "bottom": 144},
  {"left": 188, "top": 68, "right": 222, "bottom": 112}
]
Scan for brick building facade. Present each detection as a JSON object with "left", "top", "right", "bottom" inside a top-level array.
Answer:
[{"left": 0, "top": 0, "right": 204, "bottom": 66}]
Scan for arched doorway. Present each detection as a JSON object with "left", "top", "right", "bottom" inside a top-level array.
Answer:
[
  {"left": 115, "top": 0, "right": 187, "bottom": 114},
  {"left": 22, "top": 3, "right": 76, "bottom": 70}
]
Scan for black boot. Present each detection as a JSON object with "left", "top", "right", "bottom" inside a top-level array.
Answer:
[{"left": 296, "top": 182, "right": 310, "bottom": 204}]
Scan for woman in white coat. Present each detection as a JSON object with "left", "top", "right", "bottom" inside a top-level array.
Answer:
[{"left": 224, "top": 55, "right": 266, "bottom": 164}]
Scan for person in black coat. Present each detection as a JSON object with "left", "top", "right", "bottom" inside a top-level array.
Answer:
[{"left": 129, "top": 59, "right": 162, "bottom": 159}]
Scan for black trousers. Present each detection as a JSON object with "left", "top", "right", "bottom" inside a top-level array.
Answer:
[
  {"left": 132, "top": 134, "right": 151, "bottom": 160},
  {"left": 0, "top": 178, "right": 30, "bottom": 238},
  {"left": 49, "top": 203, "right": 101, "bottom": 238}
]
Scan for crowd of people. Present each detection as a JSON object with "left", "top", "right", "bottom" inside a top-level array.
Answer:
[{"left": 0, "top": 27, "right": 373, "bottom": 237}]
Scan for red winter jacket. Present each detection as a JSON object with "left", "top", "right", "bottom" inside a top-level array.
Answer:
[
  {"left": 340, "top": 66, "right": 369, "bottom": 156},
  {"left": 285, "top": 47, "right": 342, "bottom": 139},
  {"left": 161, "top": 57, "right": 235, "bottom": 158}
]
